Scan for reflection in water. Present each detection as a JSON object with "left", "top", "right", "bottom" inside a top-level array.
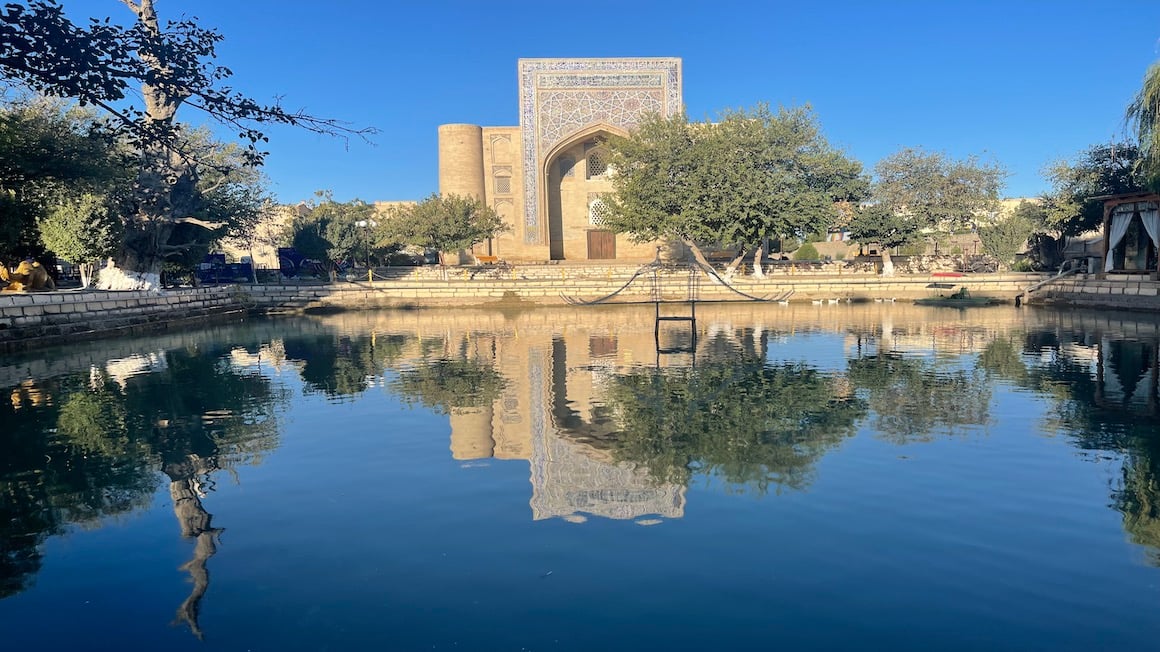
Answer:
[
  {"left": 1, "top": 332, "right": 287, "bottom": 637},
  {"left": 4, "top": 304, "right": 1160, "bottom": 643}
]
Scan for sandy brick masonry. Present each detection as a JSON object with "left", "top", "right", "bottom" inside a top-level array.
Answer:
[
  {"left": 2, "top": 266, "right": 1158, "bottom": 353},
  {"left": 1038, "top": 273, "right": 1160, "bottom": 310},
  {"left": 0, "top": 286, "right": 242, "bottom": 353}
]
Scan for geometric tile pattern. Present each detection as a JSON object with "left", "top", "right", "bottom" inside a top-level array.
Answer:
[{"left": 519, "top": 58, "right": 682, "bottom": 243}]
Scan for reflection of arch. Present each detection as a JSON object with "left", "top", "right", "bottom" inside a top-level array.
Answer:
[{"left": 541, "top": 124, "right": 628, "bottom": 259}]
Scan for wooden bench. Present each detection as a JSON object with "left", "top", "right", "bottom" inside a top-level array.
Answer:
[{"left": 473, "top": 255, "right": 501, "bottom": 265}]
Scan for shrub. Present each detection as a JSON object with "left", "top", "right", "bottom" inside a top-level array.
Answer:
[{"left": 794, "top": 242, "right": 820, "bottom": 260}]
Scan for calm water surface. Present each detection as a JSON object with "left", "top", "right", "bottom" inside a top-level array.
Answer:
[{"left": 2, "top": 303, "right": 1159, "bottom": 651}]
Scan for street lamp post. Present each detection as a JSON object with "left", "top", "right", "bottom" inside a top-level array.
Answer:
[{"left": 356, "top": 219, "right": 378, "bottom": 269}]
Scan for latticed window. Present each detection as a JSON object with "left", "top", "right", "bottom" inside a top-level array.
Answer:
[
  {"left": 494, "top": 175, "right": 511, "bottom": 194},
  {"left": 589, "top": 196, "right": 611, "bottom": 225},
  {"left": 586, "top": 152, "right": 608, "bottom": 178}
]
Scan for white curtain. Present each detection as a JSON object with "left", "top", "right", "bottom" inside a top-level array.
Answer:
[
  {"left": 1105, "top": 211, "right": 1134, "bottom": 272},
  {"left": 1139, "top": 202, "right": 1160, "bottom": 260}
]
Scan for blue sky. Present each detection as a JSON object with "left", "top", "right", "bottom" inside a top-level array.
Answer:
[{"left": 65, "top": 0, "right": 1160, "bottom": 203}]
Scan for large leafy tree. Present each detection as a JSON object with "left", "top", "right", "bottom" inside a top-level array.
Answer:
[
  {"left": 285, "top": 191, "right": 377, "bottom": 270},
  {"left": 850, "top": 147, "right": 1006, "bottom": 275},
  {"left": 1042, "top": 142, "right": 1149, "bottom": 238},
  {"left": 377, "top": 193, "right": 506, "bottom": 266},
  {"left": 0, "top": 95, "right": 128, "bottom": 263},
  {"left": 38, "top": 192, "right": 124, "bottom": 286},
  {"left": 603, "top": 104, "right": 867, "bottom": 276},
  {"left": 0, "top": 0, "right": 370, "bottom": 290},
  {"left": 978, "top": 200, "right": 1043, "bottom": 269},
  {"left": 1127, "top": 61, "right": 1160, "bottom": 189}
]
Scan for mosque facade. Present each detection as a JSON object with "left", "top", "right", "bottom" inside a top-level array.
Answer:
[{"left": 437, "top": 58, "right": 682, "bottom": 263}]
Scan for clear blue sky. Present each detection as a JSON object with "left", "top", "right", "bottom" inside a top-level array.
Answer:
[{"left": 66, "top": 0, "right": 1160, "bottom": 203}]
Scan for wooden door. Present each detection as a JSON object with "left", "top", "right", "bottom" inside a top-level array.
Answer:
[{"left": 587, "top": 230, "right": 616, "bottom": 260}]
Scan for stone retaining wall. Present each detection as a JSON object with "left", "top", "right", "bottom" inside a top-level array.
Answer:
[
  {"left": 1035, "top": 273, "right": 1160, "bottom": 311},
  {"left": 243, "top": 272, "right": 1039, "bottom": 312},
  {"left": 0, "top": 268, "right": 1123, "bottom": 352},
  {"left": 0, "top": 286, "right": 241, "bottom": 353}
]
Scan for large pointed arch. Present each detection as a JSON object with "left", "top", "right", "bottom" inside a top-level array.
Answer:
[{"left": 538, "top": 123, "right": 629, "bottom": 257}]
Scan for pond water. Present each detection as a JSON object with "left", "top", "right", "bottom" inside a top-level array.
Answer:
[{"left": 2, "top": 303, "right": 1159, "bottom": 651}]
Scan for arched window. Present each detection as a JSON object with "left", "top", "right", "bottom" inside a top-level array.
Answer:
[
  {"left": 586, "top": 151, "right": 608, "bottom": 179},
  {"left": 588, "top": 195, "right": 611, "bottom": 225},
  {"left": 493, "top": 167, "right": 511, "bottom": 194}
]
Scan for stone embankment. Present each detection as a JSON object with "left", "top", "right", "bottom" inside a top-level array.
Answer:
[
  {"left": 0, "top": 263, "right": 1156, "bottom": 352},
  {"left": 1034, "top": 273, "right": 1160, "bottom": 310},
  {"left": 0, "top": 286, "right": 242, "bottom": 352}
]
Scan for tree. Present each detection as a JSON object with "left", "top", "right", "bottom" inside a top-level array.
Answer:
[
  {"left": 978, "top": 200, "right": 1042, "bottom": 269},
  {"left": 1043, "top": 142, "right": 1148, "bottom": 238},
  {"left": 38, "top": 192, "right": 123, "bottom": 286},
  {"left": 851, "top": 147, "right": 1006, "bottom": 275},
  {"left": 0, "top": 0, "right": 372, "bottom": 290},
  {"left": 603, "top": 104, "right": 867, "bottom": 277},
  {"left": 0, "top": 95, "right": 128, "bottom": 263},
  {"left": 377, "top": 193, "right": 506, "bottom": 267},
  {"left": 1126, "top": 61, "right": 1160, "bottom": 189},
  {"left": 285, "top": 191, "right": 377, "bottom": 273}
]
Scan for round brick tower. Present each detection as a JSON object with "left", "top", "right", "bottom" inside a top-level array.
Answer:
[{"left": 437, "top": 124, "right": 485, "bottom": 200}]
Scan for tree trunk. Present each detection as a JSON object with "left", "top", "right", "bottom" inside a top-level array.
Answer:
[
  {"left": 682, "top": 239, "right": 729, "bottom": 286},
  {"left": 752, "top": 243, "right": 765, "bottom": 278},
  {"left": 723, "top": 248, "right": 747, "bottom": 280},
  {"left": 101, "top": 0, "right": 199, "bottom": 293},
  {"left": 881, "top": 249, "right": 895, "bottom": 276}
]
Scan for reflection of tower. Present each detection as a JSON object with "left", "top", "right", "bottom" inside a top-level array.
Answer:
[{"left": 449, "top": 405, "right": 495, "bottom": 459}]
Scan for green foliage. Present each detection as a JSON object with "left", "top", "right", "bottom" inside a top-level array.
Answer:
[
  {"left": 978, "top": 200, "right": 1042, "bottom": 267},
  {"left": 39, "top": 192, "right": 122, "bottom": 264},
  {"left": 0, "top": 0, "right": 369, "bottom": 281},
  {"left": 0, "top": 96, "right": 128, "bottom": 261},
  {"left": 603, "top": 104, "right": 867, "bottom": 252},
  {"left": 1043, "top": 142, "right": 1148, "bottom": 237},
  {"left": 0, "top": 0, "right": 370, "bottom": 167},
  {"left": 377, "top": 193, "right": 506, "bottom": 265},
  {"left": 848, "top": 204, "right": 923, "bottom": 251},
  {"left": 873, "top": 147, "right": 1006, "bottom": 233},
  {"left": 793, "top": 242, "right": 820, "bottom": 260},
  {"left": 1126, "top": 61, "right": 1160, "bottom": 190},
  {"left": 285, "top": 191, "right": 376, "bottom": 265}
]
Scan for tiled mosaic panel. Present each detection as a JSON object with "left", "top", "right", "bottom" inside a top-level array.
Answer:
[
  {"left": 519, "top": 58, "right": 681, "bottom": 243},
  {"left": 536, "top": 89, "right": 664, "bottom": 156}
]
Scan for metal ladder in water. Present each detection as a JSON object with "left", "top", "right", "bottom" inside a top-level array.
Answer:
[{"left": 653, "top": 263, "right": 698, "bottom": 358}]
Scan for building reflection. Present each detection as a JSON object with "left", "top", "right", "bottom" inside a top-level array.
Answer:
[
  {"left": 5, "top": 302, "right": 1160, "bottom": 633},
  {"left": 433, "top": 318, "right": 689, "bottom": 523}
]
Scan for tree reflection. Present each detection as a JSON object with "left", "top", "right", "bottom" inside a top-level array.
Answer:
[
  {"left": 980, "top": 329, "right": 1160, "bottom": 564},
  {"left": 391, "top": 358, "right": 506, "bottom": 414},
  {"left": 0, "top": 342, "right": 285, "bottom": 638},
  {"left": 284, "top": 333, "right": 410, "bottom": 398},
  {"left": 600, "top": 351, "right": 866, "bottom": 494},
  {"left": 847, "top": 353, "right": 991, "bottom": 443}
]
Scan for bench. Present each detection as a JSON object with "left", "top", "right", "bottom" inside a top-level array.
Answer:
[{"left": 474, "top": 255, "right": 501, "bottom": 265}]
